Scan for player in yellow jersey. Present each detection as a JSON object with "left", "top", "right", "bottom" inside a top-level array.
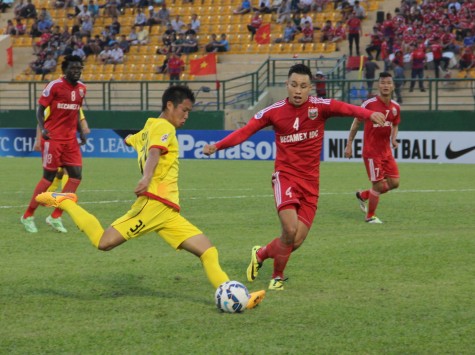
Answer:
[
  {"left": 32, "top": 107, "right": 90, "bottom": 232},
  {"left": 36, "top": 85, "right": 265, "bottom": 309}
]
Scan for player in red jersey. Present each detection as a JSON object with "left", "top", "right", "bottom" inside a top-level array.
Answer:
[
  {"left": 21, "top": 55, "right": 87, "bottom": 234},
  {"left": 202, "top": 64, "right": 386, "bottom": 290},
  {"left": 344, "top": 72, "right": 401, "bottom": 224}
]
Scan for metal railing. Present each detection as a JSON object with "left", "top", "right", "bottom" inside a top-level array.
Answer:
[{"left": 0, "top": 57, "right": 474, "bottom": 111}]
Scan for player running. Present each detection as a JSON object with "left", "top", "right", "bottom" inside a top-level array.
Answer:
[
  {"left": 203, "top": 64, "right": 386, "bottom": 290},
  {"left": 36, "top": 85, "right": 265, "bottom": 309},
  {"left": 21, "top": 55, "right": 87, "bottom": 233},
  {"left": 344, "top": 71, "right": 401, "bottom": 223}
]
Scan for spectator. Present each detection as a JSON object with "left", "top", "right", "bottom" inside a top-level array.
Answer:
[
  {"left": 190, "top": 14, "right": 200, "bottom": 33},
  {"left": 392, "top": 51, "right": 405, "bottom": 104},
  {"left": 136, "top": 25, "right": 149, "bottom": 45},
  {"left": 299, "top": 21, "right": 314, "bottom": 43},
  {"left": 38, "top": 7, "right": 53, "bottom": 22},
  {"left": 15, "top": 19, "right": 27, "bottom": 35},
  {"left": 83, "top": 35, "right": 102, "bottom": 56},
  {"left": 134, "top": 8, "right": 147, "bottom": 27},
  {"left": 184, "top": 23, "right": 196, "bottom": 36},
  {"left": 430, "top": 38, "right": 449, "bottom": 78},
  {"left": 156, "top": 52, "right": 170, "bottom": 74},
  {"left": 98, "top": 44, "right": 112, "bottom": 63},
  {"left": 296, "top": 0, "right": 312, "bottom": 13},
  {"left": 233, "top": 0, "right": 251, "bottom": 15},
  {"left": 127, "top": 26, "right": 139, "bottom": 45},
  {"left": 253, "top": 0, "right": 272, "bottom": 13},
  {"left": 365, "top": 27, "right": 382, "bottom": 60},
  {"left": 171, "top": 32, "right": 186, "bottom": 54},
  {"left": 110, "top": 16, "right": 121, "bottom": 35},
  {"left": 170, "top": 15, "right": 185, "bottom": 33},
  {"left": 214, "top": 33, "right": 230, "bottom": 52},
  {"left": 275, "top": 0, "right": 291, "bottom": 24},
  {"left": 72, "top": 43, "right": 86, "bottom": 60},
  {"left": 346, "top": 12, "right": 362, "bottom": 56},
  {"left": 20, "top": 0, "right": 37, "bottom": 19},
  {"left": 38, "top": 53, "right": 56, "bottom": 80},
  {"left": 409, "top": 44, "right": 426, "bottom": 92},
  {"left": 364, "top": 55, "right": 380, "bottom": 97},
  {"left": 330, "top": 21, "right": 346, "bottom": 50},
  {"left": 314, "top": 71, "right": 327, "bottom": 98},
  {"left": 205, "top": 33, "right": 220, "bottom": 52},
  {"left": 78, "top": 14, "right": 94, "bottom": 37},
  {"left": 109, "top": 42, "right": 124, "bottom": 64},
  {"left": 87, "top": 0, "right": 100, "bottom": 19},
  {"left": 459, "top": 46, "right": 475, "bottom": 71},
  {"left": 14, "top": 0, "right": 26, "bottom": 18},
  {"left": 156, "top": 3, "right": 170, "bottom": 25},
  {"left": 247, "top": 11, "right": 262, "bottom": 41},
  {"left": 146, "top": 5, "right": 160, "bottom": 27},
  {"left": 33, "top": 29, "right": 52, "bottom": 54},
  {"left": 274, "top": 21, "right": 297, "bottom": 43},
  {"left": 320, "top": 20, "right": 333, "bottom": 42},
  {"left": 37, "top": 14, "right": 53, "bottom": 34},
  {"left": 353, "top": 1, "right": 366, "bottom": 20},
  {"left": 167, "top": 52, "right": 184, "bottom": 82},
  {"left": 299, "top": 11, "right": 314, "bottom": 30},
  {"left": 118, "top": 34, "right": 130, "bottom": 53},
  {"left": 181, "top": 33, "right": 199, "bottom": 54},
  {"left": 5, "top": 20, "right": 16, "bottom": 36},
  {"left": 102, "top": 0, "right": 120, "bottom": 17}
]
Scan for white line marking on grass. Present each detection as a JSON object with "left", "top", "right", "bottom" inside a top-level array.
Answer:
[{"left": 2, "top": 189, "right": 474, "bottom": 209}]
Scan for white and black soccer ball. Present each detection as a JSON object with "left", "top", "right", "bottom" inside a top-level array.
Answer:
[{"left": 215, "top": 281, "right": 250, "bottom": 313}]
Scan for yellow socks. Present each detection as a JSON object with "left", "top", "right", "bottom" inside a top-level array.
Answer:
[
  {"left": 200, "top": 246, "right": 229, "bottom": 289},
  {"left": 60, "top": 200, "right": 103, "bottom": 248}
]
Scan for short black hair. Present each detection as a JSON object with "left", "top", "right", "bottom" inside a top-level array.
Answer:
[
  {"left": 379, "top": 71, "right": 393, "bottom": 79},
  {"left": 162, "top": 85, "right": 195, "bottom": 112},
  {"left": 288, "top": 64, "right": 313, "bottom": 80},
  {"left": 61, "top": 55, "right": 83, "bottom": 73}
]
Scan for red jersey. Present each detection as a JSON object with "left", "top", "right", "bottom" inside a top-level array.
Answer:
[
  {"left": 39, "top": 77, "right": 86, "bottom": 142},
  {"left": 168, "top": 57, "right": 184, "bottom": 75},
  {"left": 360, "top": 96, "right": 400, "bottom": 158},
  {"left": 215, "top": 97, "right": 375, "bottom": 180},
  {"left": 346, "top": 18, "right": 361, "bottom": 34}
]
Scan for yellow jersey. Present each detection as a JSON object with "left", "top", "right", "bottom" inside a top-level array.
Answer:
[{"left": 126, "top": 117, "right": 180, "bottom": 211}]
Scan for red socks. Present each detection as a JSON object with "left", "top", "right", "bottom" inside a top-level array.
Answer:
[
  {"left": 367, "top": 189, "right": 380, "bottom": 219},
  {"left": 23, "top": 178, "right": 52, "bottom": 218},
  {"left": 256, "top": 237, "right": 293, "bottom": 280},
  {"left": 51, "top": 178, "right": 81, "bottom": 218}
]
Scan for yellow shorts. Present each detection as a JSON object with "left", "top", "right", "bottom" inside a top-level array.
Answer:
[{"left": 111, "top": 196, "right": 202, "bottom": 250}]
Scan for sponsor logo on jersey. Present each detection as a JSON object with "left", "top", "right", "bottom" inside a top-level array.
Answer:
[
  {"left": 57, "top": 103, "right": 80, "bottom": 110},
  {"left": 279, "top": 129, "right": 319, "bottom": 143},
  {"left": 373, "top": 121, "right": 393, "bottom": 128},
  {"left": 42, "top": 88, "right": 50, "bottom": 97},
  {"left": 255, "top": 110, "right": 264, "bottom": 119},
  {"left": 161, "top": 133, "right": 169, "bottom": 142},
  {"left": 308, "top": 107, "right": 318, "bottom": 120}
]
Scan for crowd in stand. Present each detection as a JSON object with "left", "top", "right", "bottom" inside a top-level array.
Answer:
[{"left": 2, "top": 0, "right": 475, "bottom": 83}]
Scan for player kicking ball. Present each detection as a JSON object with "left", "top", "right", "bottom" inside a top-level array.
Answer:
[
  {"left": 36, "top": 86, "right": 265, "bottom": 309},
  {"left": 344, "top": 72, "right": 401, "bottom": 223}
]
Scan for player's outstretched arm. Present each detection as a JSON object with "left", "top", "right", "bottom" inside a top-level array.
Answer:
[
  {"left": 369, "top": 112, "right": 385, "bottom": 126},
  {"left": 203, "top": 144, "right": 217, "bottom": 156}
]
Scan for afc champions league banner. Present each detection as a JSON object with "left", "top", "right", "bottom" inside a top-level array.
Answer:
[
  {"left": 0, "top": 129, "right": 277, "bottom": 160},
  {"left": 0, "top": 129, "right": 474, "bottom": 164}
]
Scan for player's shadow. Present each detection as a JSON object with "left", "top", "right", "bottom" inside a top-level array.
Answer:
[{"left": 30, "top": 272, "right": 210, "bottom": 306}]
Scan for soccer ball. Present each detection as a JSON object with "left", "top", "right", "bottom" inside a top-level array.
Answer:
[{"left": 215, "top": 281, "right": 250, "bottom": 313}]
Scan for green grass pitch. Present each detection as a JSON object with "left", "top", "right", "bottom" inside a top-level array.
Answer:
[{"left": 1, "top": 157, "right": 474, "bottom": 354}]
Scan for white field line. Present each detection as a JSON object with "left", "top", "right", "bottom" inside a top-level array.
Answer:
[{"left": 1, "top": 188, "right": 475, "bottom": 209}]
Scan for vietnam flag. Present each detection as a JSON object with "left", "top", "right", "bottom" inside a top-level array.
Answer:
[
  {"left": 255, "top": 23, "right": 271, "bottom": 44},
  {"left": 6, "top": 46, "right": 13, "bottom": 67},
  {"left": 189, "top": 53, "right": 217, "bottom": 76}
]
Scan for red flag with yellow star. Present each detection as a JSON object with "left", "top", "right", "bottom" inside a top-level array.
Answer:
[
  {"left": 255, "top": 23, "right": 271, "bottom": 44},
  {"left": 189, "top": 53, "right": 217, "bottom": 76}
]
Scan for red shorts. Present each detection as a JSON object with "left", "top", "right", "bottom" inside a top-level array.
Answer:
[
  {"left": 363, "top": 155, "right": 399, "bottom": 182},
  {"left": 271, "top": 171, "right": 319, "bottom": 228},
  {"left": 41, "top": 139, "right": 82, "bottom": 171}
]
